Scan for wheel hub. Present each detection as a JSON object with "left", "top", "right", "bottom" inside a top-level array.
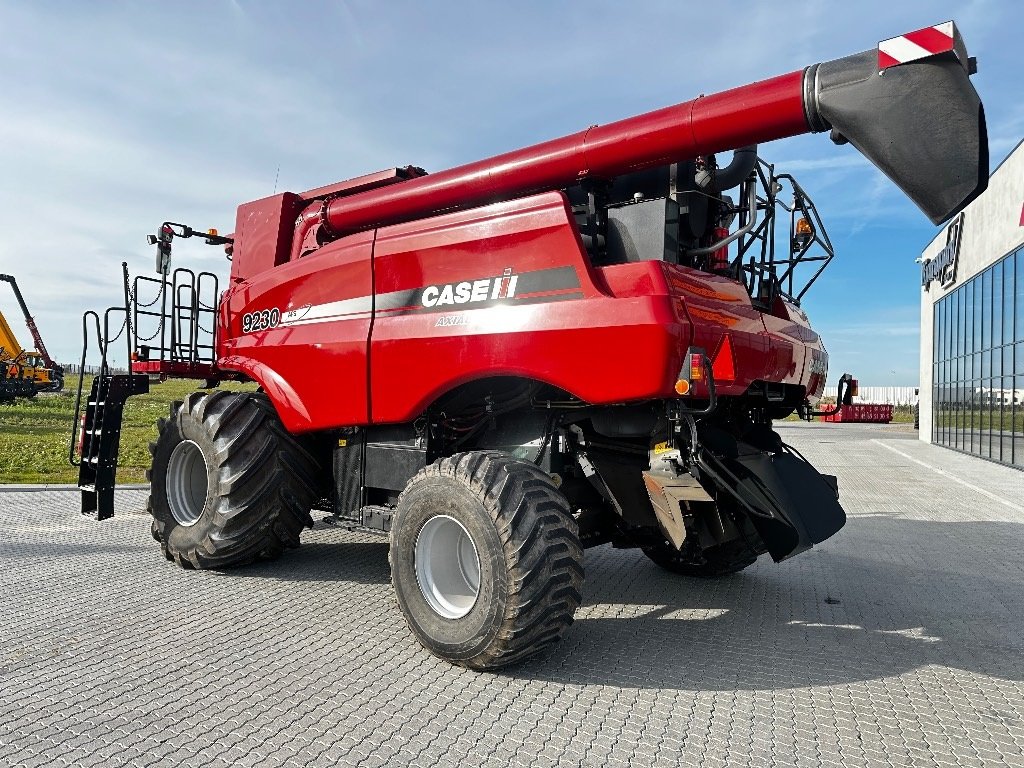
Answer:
[
  {"left": 414, "top": 515, "right": 481, "bottom": 619},
  {"left": 166, "top": 440, "right": 209, "bottom": 527}
]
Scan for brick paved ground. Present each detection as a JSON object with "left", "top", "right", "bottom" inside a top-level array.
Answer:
[{"left": 1, "top": 423, "right": 1022, "bottom": 767}]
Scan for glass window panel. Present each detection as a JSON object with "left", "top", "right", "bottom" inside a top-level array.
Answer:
[
  {"left": 950, "top": 290, "right": 957, "bottom": 360},
  {"left": 953, "top": 384, "right": 960, "bottom": 450},
  {"left": 984, "top": 378, "right": 993, "bottom": 459},
  {"left": 982, "top": 269, "right": 992, "bottom": 352},
  {"left": 1016, "top": 250, "right": 1024, "bottom": 342},
  {"left": 961, "top": 285, "right": 968, "bottom": 358},
  {"left": 993, "top": 262, "right": 1003, "bottom": 348},
  {"left": 952, "top": 289, "right": 959, "bottom": 359},
  {"left": 1005, "top": 254, "right": 1016, "bottom": 346},
  {"left": 967, "top": 381, "right": 976, "bottom": 455},
  {"left": 965, "top": 278, "right": 975, "bottom": 355},
  {"left": 973, "top": 276, "right": 983, "bottom": 353},
  {"left": 1014, "top": 375, "right": 1023, "bottom": 467},
  {"left": 992, "top": 348, "right": 1002, "bottom": 377},
  {"left": 1000, "top": 376, "right": 1012, "bottom": 462},
  {"left": 948, "top": 293, "right": 955, "bottom": 360},
  {"left": 1016, "top": 342, "right": 1024, "bottom": 376}
]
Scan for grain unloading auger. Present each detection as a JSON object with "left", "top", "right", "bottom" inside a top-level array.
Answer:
[{"left": 73, "top": 22, "right": 986, "bottom": 668}]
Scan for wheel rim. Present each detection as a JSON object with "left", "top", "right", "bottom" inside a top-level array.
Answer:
[
  {"left": 166, "top": 440, "right": 209, "bottom": 527},
  {"left": 414, "top": 515, "right": 481, "bottom": 619}
]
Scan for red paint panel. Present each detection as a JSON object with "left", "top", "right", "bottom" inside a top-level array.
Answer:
[
  {"left": 217, "top": 230, "right": 375, "bottom": 433},
  {"left": 369, "top": 193, "right": 690, "bottom": 424},
  {"left": 661, "top": 265, "right": 771, "bottom": 396},
  {"left": 231, "top": 193, "right": 304, "bottom": 283},
  {"left": 760, "top": 300, "right": 825, "bottom": 391},
  {"left": 217, "top": 192, "right": 828, "bottom": 431}
]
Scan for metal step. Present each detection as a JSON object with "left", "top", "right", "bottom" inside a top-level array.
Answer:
[{"left": 76, "top": 374, "right": 149, "bottom": 521}]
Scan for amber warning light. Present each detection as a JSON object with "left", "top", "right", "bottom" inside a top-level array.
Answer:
[{"left": 675, "top": 347, "right": 708, "bottom": 396}]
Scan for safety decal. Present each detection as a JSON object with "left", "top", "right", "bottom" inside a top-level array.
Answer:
[{"left": 878, "top": 22, "right": 956, "bottom": 70}]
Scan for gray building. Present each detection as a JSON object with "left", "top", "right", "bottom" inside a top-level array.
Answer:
[{"left": 919, "top": 139, "right": 1024, "bottom": 468}]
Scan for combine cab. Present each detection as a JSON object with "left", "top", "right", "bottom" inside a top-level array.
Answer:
[{"left": 73, "top": 22, "right": 987, "bottom": 668}]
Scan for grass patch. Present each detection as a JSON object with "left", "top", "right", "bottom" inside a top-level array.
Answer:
[{"left": 0, "top": 376, "right": 255, "bottom": 484}]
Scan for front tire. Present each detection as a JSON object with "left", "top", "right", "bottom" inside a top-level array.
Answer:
[
  {"left": 148, "top": 390, "right": 321, "bottom": 569},
  {"left": 390, "top": 452, "right": 584, "bottom": 670}
]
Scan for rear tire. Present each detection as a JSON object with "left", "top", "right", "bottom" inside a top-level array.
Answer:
[
  {"left": 390, "top": 451, "right": 584, "bottom": 669},
  {"left": 642, "top": 538, "right": 757, "bottom": 578},
  {"left": 147, "top": 390, "right": 321, "bottom": 569}
]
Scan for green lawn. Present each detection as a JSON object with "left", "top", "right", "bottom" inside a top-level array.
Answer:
[
  {"left": 0, "top": 376, "right": 255, "bottom": 484},
  {"left": 933, "top": 409, "right": 1024, "bottom": 431}
]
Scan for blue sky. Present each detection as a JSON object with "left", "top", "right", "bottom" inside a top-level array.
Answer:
[{"left": 0, "top": 1, "right": 1020, "bottom": 385}]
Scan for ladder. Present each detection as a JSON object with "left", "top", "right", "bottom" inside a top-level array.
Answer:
[{"left": 75, "top": 374, "right": 149, "bottom": 520}]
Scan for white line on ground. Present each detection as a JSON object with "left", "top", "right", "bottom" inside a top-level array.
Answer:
[{"left": 871, "top": 440, "right": 1024, "bottom": 513}]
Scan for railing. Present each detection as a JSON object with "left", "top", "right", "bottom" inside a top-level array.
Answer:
[{"left": 133, "top": 268, "right": 219, "bottom": 367}]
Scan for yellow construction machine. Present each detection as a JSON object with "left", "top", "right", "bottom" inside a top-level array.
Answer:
[{"left": 0, "top": 274, "right": 63, "bottom": 402}]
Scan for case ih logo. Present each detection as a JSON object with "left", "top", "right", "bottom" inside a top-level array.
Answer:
[
  {"left": 921, "top": 213, "right": 964, "bottom": 289},
  {"left": 421, "top": 268, "right": 518, "bottom": 308}
]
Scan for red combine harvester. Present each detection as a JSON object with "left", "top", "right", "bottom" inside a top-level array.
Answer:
[{"left": 72, "top": 22, "right": 986, "bottom": 668}]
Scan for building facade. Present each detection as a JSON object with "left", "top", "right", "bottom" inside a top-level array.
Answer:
[{"left": 919, "top": 140, "right": 1024, "bottom": 469}]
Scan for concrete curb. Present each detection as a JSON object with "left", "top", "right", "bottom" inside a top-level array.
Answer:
[{"left": 0, "top": 484, "right": 150, "bottom": 493}]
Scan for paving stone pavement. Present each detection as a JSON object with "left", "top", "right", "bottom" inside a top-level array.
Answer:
[{"left": 1, "top": 422, "right": 1023, "bottom": 767}]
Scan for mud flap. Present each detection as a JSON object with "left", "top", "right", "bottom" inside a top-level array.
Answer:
[{"left": 698, "top": 449, "right": 846, "bottom": 562}]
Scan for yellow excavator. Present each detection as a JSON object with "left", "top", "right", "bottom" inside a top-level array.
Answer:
[{"left": 0, "top": 274, "right": 63, "bottom": 402}]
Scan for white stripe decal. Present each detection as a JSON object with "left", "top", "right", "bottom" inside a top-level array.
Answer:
[
  {"left": 878, "top": 36, "right": 932, "bottom": 64},
  {"left": 279, "top": 296, "right": 373, "bottom": 328}
]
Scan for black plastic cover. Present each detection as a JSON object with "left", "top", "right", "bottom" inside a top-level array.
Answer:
[
  {"left": 699, "top": 446, "right": 847, "bottom": 562},
  {"left": 808, "top": 50, "right": 988, "bottom": 225}
]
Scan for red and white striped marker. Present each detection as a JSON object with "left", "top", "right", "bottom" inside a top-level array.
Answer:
[{"left": 878, "top": 21, "right": 956, "bottom": 70}]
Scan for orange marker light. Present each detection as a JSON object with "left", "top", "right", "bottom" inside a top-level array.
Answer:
[{"left": 674, "top": 379, "right": 691, "bottom": 396}]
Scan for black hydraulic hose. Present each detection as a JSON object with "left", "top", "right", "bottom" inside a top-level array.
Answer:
[{"left": 696, "top": 145, "right": 759, "bottom": 192}]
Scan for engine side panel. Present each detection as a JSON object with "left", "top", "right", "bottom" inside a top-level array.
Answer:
[{"left": 368, "top": 192, "right": 689, "bottom": 424}]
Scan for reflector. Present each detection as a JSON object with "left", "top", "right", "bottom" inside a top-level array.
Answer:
[{"left": 712, "top": 335, "right": 736, "bottom": 382}]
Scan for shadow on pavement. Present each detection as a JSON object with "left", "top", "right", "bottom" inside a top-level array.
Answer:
[
  {"left": 226, "top": 537, "right": 392, "bottom": 585},
  {"left": 508, "top": 516, "right": 1024, "bottom": 690},
  {"left": 155, "top": 513, "right": 1024, "bottom": 691}
]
